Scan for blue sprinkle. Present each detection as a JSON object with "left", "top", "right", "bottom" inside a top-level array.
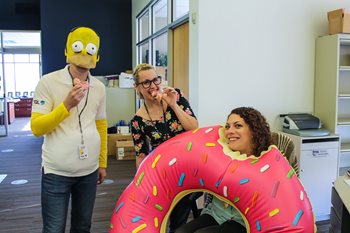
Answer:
[
  {"left": 132, "top": 216, "right": 141, "bottom": 223},
  {"left": 292, "top": 210, "right": 303, "bottom": 226},
  {"left": 115, "top": 202, "right": 124, "bottom": 213},
  {"left": 178, "top": 173, "right": 185, "bottom": 187},
  {"left": 239, "top": 178, "right": 249, "bottom": 185},
  {"left": 215, "top": 179, "right": 222, "bottom": 188},
  {"left": 199, "top": 178, "right": 204, "bottom": 186},
  {"left": 256, "top": 220, "right": 261, "bottom": 231}
]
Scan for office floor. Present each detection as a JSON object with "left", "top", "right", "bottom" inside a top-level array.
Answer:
[{"left": 0, "top": 118, "right": 331, "bottom": 232}]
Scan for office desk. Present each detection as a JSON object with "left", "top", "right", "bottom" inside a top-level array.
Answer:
[{"left": 329, "top": 176, "right": 350, "bottom": 233}]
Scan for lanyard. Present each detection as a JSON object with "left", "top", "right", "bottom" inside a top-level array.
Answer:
[
  {"left": 71, "top": 77, "right": 90, "bottom": 144},
  {"left": 144, "top": 100, "right": 169, "bottom": 140}
]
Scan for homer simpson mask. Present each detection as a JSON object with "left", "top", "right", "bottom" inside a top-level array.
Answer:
[{"left": 65, "top": 27, "right": 100, "bottom": 69}]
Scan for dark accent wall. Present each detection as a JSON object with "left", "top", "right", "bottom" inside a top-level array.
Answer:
[
  {"left": 0, "top": 0, "right": 132, "bottom": 76},
  {"left": 0, "top": 0, "right": 41, "bottom": 30},
  {"left": 40, "top": 0, "right": 132, "bottom": 76}
]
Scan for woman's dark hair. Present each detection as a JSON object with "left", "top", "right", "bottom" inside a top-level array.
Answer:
[{"left": 228, "top": 107, "right": 272, "bottom": 156}]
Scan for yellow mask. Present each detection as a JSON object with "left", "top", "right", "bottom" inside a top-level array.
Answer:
[{"left": 65, "top": 27, "right": 100, "bottom": 69}]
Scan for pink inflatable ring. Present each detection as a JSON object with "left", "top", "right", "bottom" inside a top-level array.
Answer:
[{"left": 109, "top": 125, "right": 316, "bottom": 233}]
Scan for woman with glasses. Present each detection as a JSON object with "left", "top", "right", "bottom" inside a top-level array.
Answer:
[{"left": 130, "top": 63, "right": 198, "bottom": 232}]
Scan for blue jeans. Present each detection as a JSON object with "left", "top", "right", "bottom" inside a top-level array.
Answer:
[{"left": 41, "top": 169, "right": 98, "bottom": 233}]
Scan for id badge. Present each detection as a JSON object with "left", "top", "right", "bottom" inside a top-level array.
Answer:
[{"left": 78, "top": 144, "right": 89, "bottom": 160}]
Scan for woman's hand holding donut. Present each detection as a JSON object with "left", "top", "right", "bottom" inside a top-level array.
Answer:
[{"left": 161, "top": 87, "right": 178, "bottom": 108}]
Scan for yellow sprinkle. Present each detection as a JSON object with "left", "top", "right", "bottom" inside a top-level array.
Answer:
[
  {"left": 152, "top": 154, "right": 161, "bottom": 168},
  {"left": 245, "top": 207, "right": 250, "bottom": 215},
  {"left": 153, "top": 186, "right": 157, "bottom": 196},
  {"left": 154, "top": 217, "right": 159, "bottom": 228},
  {"left": 205, "top": 142, "right": 216, "bottom": 147},
  {"left": 132, "top": 223, "right": 147, "bottom": 233},
  {"left": 192, "top": 128, "right": 199, "bottom": 134},
  {"left": 269, "top": 208, "right": 280, "bottom": 217}
]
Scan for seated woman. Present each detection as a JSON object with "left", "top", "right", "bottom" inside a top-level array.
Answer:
[{"left": 175, "top": 106, "right": 272, "bottom": 233}]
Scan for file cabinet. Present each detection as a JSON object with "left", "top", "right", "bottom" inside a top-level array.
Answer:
[{"left": 284, "top": 133, "right": 340, "bottom": 221}]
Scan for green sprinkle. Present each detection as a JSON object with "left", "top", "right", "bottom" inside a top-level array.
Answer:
[
  {"left": 136, "top": 172, "right": 145, "bottom": 186},
  {"left": 287, "top": 169, "right": 294, "bottom": 179},
  {"left": 233, "top": 197, "right": 240, "bottom": 203},
  {"left": 250, "top": 159, "right": 259, "bottom": 164},
  {"left": 187, "top": 142, "right": 193, "bottom": 151},
  {"left": 155, "top": 204, "right": 163, "bottom": 211}
]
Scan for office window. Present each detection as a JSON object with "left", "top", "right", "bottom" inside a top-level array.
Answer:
[
  {"left": 153, "top": 32, "right": 168, "bottom": 83},
  {"left": 153, "top": 0, "right": 168, "bottom": 33},
  {"left": 138, "top": 11, "right": 150, "bottom": 42},
  {"left": 139, "top": 42, "right": 150, "bottom": 63},
  {"left": 173, "top": 0, "right": 189, "bottom": 20}
]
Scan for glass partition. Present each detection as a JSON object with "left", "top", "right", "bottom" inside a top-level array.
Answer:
[
  {"left": 153, "top": 0, "right": 168, "bottom": 33},
  {"left": 153, "top": 32, "right": 168, "bottom": 83},
  {"left": 174, "top": 0, "right": 189, "bottom": 20},
  {"left": 138, "top": 11, "right": 150, "bottom": 42}
]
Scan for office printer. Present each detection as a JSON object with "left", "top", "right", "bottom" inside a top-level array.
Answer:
[{"left": 282, "top": 114, "right": 330, "bottom": 137}]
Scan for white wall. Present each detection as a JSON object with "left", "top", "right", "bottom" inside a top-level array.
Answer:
[
  {"left": 190, "top": 0, "right": 349, "bottom": 130},
  {"left": 133, "top": 0, "right": 350, "bottom": 130}
]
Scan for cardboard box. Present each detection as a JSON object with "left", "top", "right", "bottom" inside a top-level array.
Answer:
[
  {"left": 107, "top": 134, "right": 132, "bottom": 156},
  {"left": 328, "top": 8, "right": 350, "bottom": 35},
  {"left": 116, "top": 140, "right": 135, "bottom": 160}
]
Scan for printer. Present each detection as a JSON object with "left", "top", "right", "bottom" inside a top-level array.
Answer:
[{"left": 282, "top": 114, "right": 330, "bottom": 137}]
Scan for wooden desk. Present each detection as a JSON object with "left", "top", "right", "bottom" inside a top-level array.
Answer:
[
  {"left": 14, "top": 98, "right": 33, "bottom": 117},
  {"left": 329, "top": 176, "right": 350, "bottom": 233}
]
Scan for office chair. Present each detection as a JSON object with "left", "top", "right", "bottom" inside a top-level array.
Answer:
[
  {"left": 7, "top": 92, "right": 13, "bottom": 98},
  {"left": 23, "top": 91, "right": 29, "bottom": 97},
  {"left": 15, "top": 91, "right": 21, "bottom": 98}
]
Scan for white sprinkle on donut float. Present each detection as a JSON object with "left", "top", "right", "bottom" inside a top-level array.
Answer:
[{"left": 109, "top": 125, "right": 316, "bottom": 233}]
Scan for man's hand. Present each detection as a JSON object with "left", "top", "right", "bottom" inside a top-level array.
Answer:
[{"left": 97, "top": 167, "right": 107, "bottom": 185}]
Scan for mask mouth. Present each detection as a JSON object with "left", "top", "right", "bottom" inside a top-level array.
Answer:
[{"left": 67, "top": 54, "right": 96, "bottom": 69}]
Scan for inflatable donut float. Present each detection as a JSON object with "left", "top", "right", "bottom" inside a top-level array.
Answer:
[{"left": 109, "top": 125, "right": 316, "bottom": 233}]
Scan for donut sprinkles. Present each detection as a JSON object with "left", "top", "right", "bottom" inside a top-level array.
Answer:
[{"left": 109, "top": 125, "right": 316, "bottom": 233}]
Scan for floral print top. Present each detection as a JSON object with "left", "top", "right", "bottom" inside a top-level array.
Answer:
[{"left": 131, "top": 88, "right": 196, "bottom": 157}]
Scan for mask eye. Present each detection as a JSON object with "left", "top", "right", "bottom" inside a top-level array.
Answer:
[
  {"left": 71, "top": 41, "right": 84, "bottom": 53},
  {"left": 86, "top": 43, "right": 97, "bottom": 55}
]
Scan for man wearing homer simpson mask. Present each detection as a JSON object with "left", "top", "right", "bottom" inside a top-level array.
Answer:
[{"left": 31, "top": 26, "right": 107, "bottom": 233}]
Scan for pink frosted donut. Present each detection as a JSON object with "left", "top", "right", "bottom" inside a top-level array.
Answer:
[{"left": 109, "top": 125, "right": 316, "bottom": 233}]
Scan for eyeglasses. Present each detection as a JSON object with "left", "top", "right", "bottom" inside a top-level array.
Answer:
[{"left": 137, "top": 76, "right": 162, "bottom": 88}]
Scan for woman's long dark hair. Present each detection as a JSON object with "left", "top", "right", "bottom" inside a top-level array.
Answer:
[{"left": 229, "top": 107, "right": 272, "bottom": 156}]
